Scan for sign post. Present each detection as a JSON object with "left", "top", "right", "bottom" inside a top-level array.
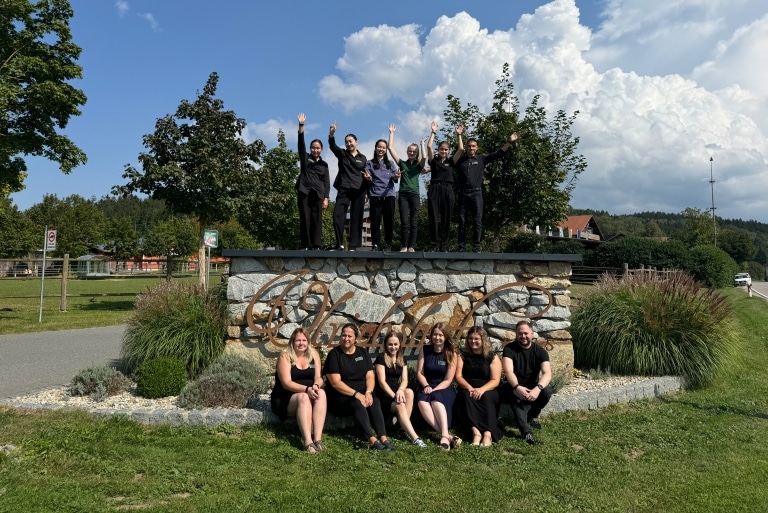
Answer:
[
  {"left": 39, "top": 227, "right": 56, "bottom": 322},
  {"left": 203, "top": 230, "right": 219, "bottom": 290}
]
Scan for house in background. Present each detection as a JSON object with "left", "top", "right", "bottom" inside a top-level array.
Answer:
[{"left": 542, "top": 215, "right": 622, "bottom": 249}]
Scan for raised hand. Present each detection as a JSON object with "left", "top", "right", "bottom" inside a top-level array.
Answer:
[{"left": 298, "top": 113, "right": 306, "bottom": 124}]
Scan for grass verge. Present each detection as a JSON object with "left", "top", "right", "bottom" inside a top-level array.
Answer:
[{"left": 1, "top": 289, "right": 766, "bottom": 512}]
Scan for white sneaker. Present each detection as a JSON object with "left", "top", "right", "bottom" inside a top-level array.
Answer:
[{"left": 412, "top": 438, "right": 427, "bottom": 448}]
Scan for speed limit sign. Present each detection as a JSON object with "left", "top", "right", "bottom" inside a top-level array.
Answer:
[{"left": 46, "top": 230, "right": 57, "bottom": 251}]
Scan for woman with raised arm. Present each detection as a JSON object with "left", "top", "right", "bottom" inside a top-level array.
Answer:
[
  {"left": 364, "top": 138, "right": 400, "bottom": 251},
  {"left": 328, "top": 122, "right": 367, "bottom": 251},
  {"left": 455, "top": 326, "right": 502, "bottom": 446},
  {"left": 270, "top": 327, "right": 327, "bottom": 452},
  {"left": 388, "top": 124, "right": 428, "bottom": 252},
  {"left": 296, "top": 113, "right": 330, "bottom": 250},
  {"left": 374, "top": 331, "right": 427, "bottom": 448},
  {"left": 425, "top": 121, "right": 461, "bottom": 252},
  {"left": 324, "top": 323, "right": 393, "bottom": 450},
  {"left": 416, "top": 322, "right": 461, "bottom": 450}
]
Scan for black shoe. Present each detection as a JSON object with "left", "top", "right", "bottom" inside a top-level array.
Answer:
[
  {"left": 524, "top": 433, "right": 536, "bottom": 445},
  {"left": 371, "top": 244, "right": 380, "bottom": 251},
  {"left": 329, "top": 245, "right": 344, "bottom": 251},
  {"left": 472, "top": 247, "right": 481, "bottom": 253},
  {"left": 381, "top": 440, "right": 395, "bottom": 451},
  {"left": 383, "top": 246, "right": 391, "bottom": 252},
  {"left": 311, "top": 246, "right": 322, "bottom": 250},
  {"left": 370, "top": 440, "right": 387, "bottom": 451},
  {"left": 529, "top": 418, "right": 542, "bottom": 430},
  {"left": 349, "top": 247, "right": 356, "bottom": 251}
]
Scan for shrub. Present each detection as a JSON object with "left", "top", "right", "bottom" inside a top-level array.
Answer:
[
  {"left": 136, "top": 357, "right": 188, "bottom": 399},
  {"left": 688, "top": 244, "right": 739, "bottom": 288},
  {"left": 743, "top": 260, "right": 764, "bottom": 282},
  {"left": 571, "top": 271, "right": 739, "bottom": 388},
  {"left": 504, "top": 232, "right": 552, "bottom": 254},
  {"left": 121, "top": 281, "right": 227, "bottom": 378},
  {"left": 177, "top": 353, "right": 272, "bottom": 409},
  {"left": 69, "top": 366, "right": 131, "bottom": 401}
]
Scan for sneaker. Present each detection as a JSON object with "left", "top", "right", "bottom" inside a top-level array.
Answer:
[
  {"left": 412, "top": 438, "right": 427, "bottom": 448},
  {"left": 400, "top": 247, "right": 408, "bottom": 252},
  {"left": 370, "top": 440, "right": 387, "bottom": 451},
  {"left": 349, "top": 247, "right": 356, "bottom": 251},
  {"left": 329, "top": 245, "right": 344, "bottom": 251},
  {"left": 381, "top": 440, "right": 395, "bottom": 451},
  {"left": 408, "top": 247, "right": 415, "bottom": 252},
  {"left": 524, "top": 433, "right": 536, "bottom": 445},
  {"left": 371, "top": 244, "right": 380, "bottom": 251},
  {"left": 383, "top": 246, "right": 391, "bottom": 252},
  {"left": 529, "top": 418, "right": 542, "bottom": 430}
]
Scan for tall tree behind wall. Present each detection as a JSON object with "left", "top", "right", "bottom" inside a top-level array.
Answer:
[{"left": 114, "top": 72, "right": 266, "bottom": 287}]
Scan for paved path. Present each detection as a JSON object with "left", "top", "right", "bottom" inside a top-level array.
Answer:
[{"left": 0, "top": 326, "right": 124, "bottom": 399}]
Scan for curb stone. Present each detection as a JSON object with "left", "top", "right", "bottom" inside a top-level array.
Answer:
[{"left": 0, "top": 376, "right": 685, "bottom": 427}]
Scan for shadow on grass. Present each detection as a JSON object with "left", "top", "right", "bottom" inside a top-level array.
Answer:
[
  {"left": 658, "top": 395, "right": 768, "bottom": 420},
  {"left": 73, "top": 300, "right": 135, "bottom": 312}
]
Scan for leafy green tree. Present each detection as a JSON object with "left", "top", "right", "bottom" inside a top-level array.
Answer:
[
  {"left": 0, "top": 0, "right": 87, "bottom": 195},
  {"left": 0, "top": 196, "right": 37, "bottom": 257},
  {"left": 114, "top": 72, "right": 265, "bottom": 287},
  {"left": 441, "top": 64, "right": 586, "bottom": 251},
  {"left": 717, "top": 228, "right": 756, "bottom": 264},
  {"left": 688, "top": 244, "right": 739, "bottom": 288},
  {"left": 674, "top": 207, "right": 716, "bottom": 248},
  {"left": 584, "top": 236, "right": 657, "bottom": 268},
  {"left": 642, "top": 219, "right": 666, "bottom": 238},
  {"left": 238, "top": 130, "right": 299, "bottom": 249},
  {"left": 209, "top": 218, "right": 261, "bottom": 256},
  {"left": 24, "top": 194, "right": 106, "bottom": 256},
  {"left": 96, "top": 195, "right": 168, "bottom": 238},
  {"left": 105, "top": 217, "right": 140, "bottom": 268}
]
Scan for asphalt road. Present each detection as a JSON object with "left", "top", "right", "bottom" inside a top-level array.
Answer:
[{"left": 0, "top": 325, "right": 124, "bottom": 399}]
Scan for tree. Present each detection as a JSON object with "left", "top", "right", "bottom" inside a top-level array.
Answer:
[
  {"left": 104, "top": 217, "right": 139, "bottom": 268},
  {"left": 238, "top": 130, "right": 299, "bottom": 249},
  {"left": 0, "top": 196, "right": 37, "bottom": 257},
  {"left": 24, "top": 194, "right": 106, "bottom": 256},
  {"left": 142, "top": 217, "right": 198, "bottom": 279},
  {"left": 717, "top": 228, "right": 756, "bottom": 264},
  {"left": 673, "top": 207, "right": 715, "bottom": 248},
  {"left": 0, "top": 0, "right": 87, "bottom": 195},
  {"left": 96, "top": 195, "right": 169, "bottom": 238},
  {"left": 441, "top": 64, "right": 586, "bottom": 250},
  {"left": 114, "top": 72, "right": 265, "bottom": 287}
]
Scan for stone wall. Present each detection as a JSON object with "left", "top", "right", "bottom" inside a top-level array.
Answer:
[{"left": 222, "top": 250, "right": 580, "bottom": 379}]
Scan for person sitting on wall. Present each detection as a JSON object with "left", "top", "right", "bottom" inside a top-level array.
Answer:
[
  {"left": 270, "top": 327, "right": 327, "bottom": 453},
  {"left": 324, "top": 323, "right": 394, "bottom": 451},
  {"left": 500, "top": 320, "right": 553, "bottom": 445},
  {"left": 454, "top": 326, "right": 502, "bottom": 446}
]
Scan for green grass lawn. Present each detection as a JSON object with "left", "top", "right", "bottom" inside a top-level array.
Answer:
[
  {"left": 1, "top": 288, "right": 766, "bottom": 512},
  {"left": 0, "top": 275, "right": 202, "bottom": 334}
]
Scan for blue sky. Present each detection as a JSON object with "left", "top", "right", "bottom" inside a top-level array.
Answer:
[{"left": 10, "top": 0, "right": 768, "bottom": 222}]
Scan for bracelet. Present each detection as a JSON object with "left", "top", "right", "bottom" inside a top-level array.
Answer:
[
  {"left": 299, "top": 123, "right": 304, "bottom": 126},
  {"left": 512, "top": 384, "right": 519, "bottom": 390},
  {"left": 305, "top": 386, "right": 310, "bottom": 393},
  {"left": 353, "top": 391, "right": 358, "bottom": 398}
]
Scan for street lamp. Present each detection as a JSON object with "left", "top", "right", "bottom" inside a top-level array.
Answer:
[{"left": 709, "top": 157, "right": 717, "bottom": 247}]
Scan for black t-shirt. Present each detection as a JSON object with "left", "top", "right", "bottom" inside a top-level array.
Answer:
[
  {"left": 455, "top": 150, "right": 505, "bottom": 190},
  {"left": 374, "top": 353, "right": 403, "bottom": 394},
  {"left": 502, "top": 341, "right": 550, "bottom": 389},
  {"left": 323, "top": 346, "right": 373, "bottom": 393}
]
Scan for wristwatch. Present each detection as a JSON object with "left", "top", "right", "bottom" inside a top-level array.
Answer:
[{"left": 536, "top": 384, "right": 545, "bottom": 391}]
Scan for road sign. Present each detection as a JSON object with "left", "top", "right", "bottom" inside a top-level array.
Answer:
[
  {"left": 203, "top": 229, "right": 219, "bottom": 248},
  {"left": 46, "top": 230, "right": 57, "bottom": 251}
]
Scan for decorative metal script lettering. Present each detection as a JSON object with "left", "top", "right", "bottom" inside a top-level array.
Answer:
[{"left": 244, "top": 269, "right": 553, "bottom": 348}]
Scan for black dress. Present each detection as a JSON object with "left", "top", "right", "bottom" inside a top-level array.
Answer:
[
  {"left": 270, "top": 360, "right": 315, "bottom": 421},
  {"left": 416, "top": 345, "right": 457, "bottom": 426},
  {"left": 459, "top": 352, "right": 502, "bottom": 442},
  {"left": 374, "top": 353, "right": 403, "bottom": 419}
]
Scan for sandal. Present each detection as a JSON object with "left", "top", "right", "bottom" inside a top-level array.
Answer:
[
  {"left": 304, "top": 442, "right": 318, "bottom": 453},
  {"left": 450, "top": 436, "right": 462, "bottom": 449},
  {"left": 439, "top": 436, "right": 451, "bottom": 451},
  {"left": 313, "top": 440, "right": 326, "bottom": 451}
]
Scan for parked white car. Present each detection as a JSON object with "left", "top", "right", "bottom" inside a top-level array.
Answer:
[{"left": 734, "top": 273, "right": 752, "bottom": 287}]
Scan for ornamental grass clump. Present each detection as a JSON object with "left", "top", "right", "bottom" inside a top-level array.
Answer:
[
  {"left": 571, "top": 271, "right": 740, "bottom": 388},
  {"left": 69, "top": 366, "right": 132, "bottom": 401},
  {"left": 177, "top": 353, "right": 273, "bottom": 409},
  {"left": 121, "top": 281, "right": 227, "bottom": 378}
]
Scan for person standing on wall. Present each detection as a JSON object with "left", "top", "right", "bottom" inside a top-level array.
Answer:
[
  {"left": 364, "top": 138, "right": 400, "bottom": 251},
  {"left": 388, "top": 124, "right": 428, "bottom": 252},
  {"left": 454, "top": 125, "right": 520, "bottom": 253},
  {"left": 296, "top": 113, "right": 330, "bottom": 250},
  {"left": 425, "top": 121, "right": 461, "bottom": 252},
  {"left": 328, "top": 122, "right": 367, "bottom": 251}
]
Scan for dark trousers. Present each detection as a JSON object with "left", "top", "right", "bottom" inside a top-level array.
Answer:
[
  {"left": 457, "top": 188, "right": 483, "bottom": 251},
  {"left": 427, "top": 182, "right": 454, "bottom": 251},
  {"left": 333, "top": 187, "right": 365, "bottom": 248},
  {"left": 297, "top": 190, "right": 323, "bottom": 248},
  {"left": 398, "top": 191, "right": 420, "bottom": 249},
  {"left": 500, "top": 382, "right": 552, "bottom": 435},
  {"left": 328, "top": 394, "right": 387, "bottom": 441},
  {"left": 369, "top": 196, "right": 395, "bottom": 248}
]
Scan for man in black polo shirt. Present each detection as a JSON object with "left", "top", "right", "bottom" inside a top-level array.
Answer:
[
  {"left": 454, "top": 125, "right": 519, "bottom": 252},
  {"left": 501, "top": 320, "right": 552, "bottom": 445}
]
